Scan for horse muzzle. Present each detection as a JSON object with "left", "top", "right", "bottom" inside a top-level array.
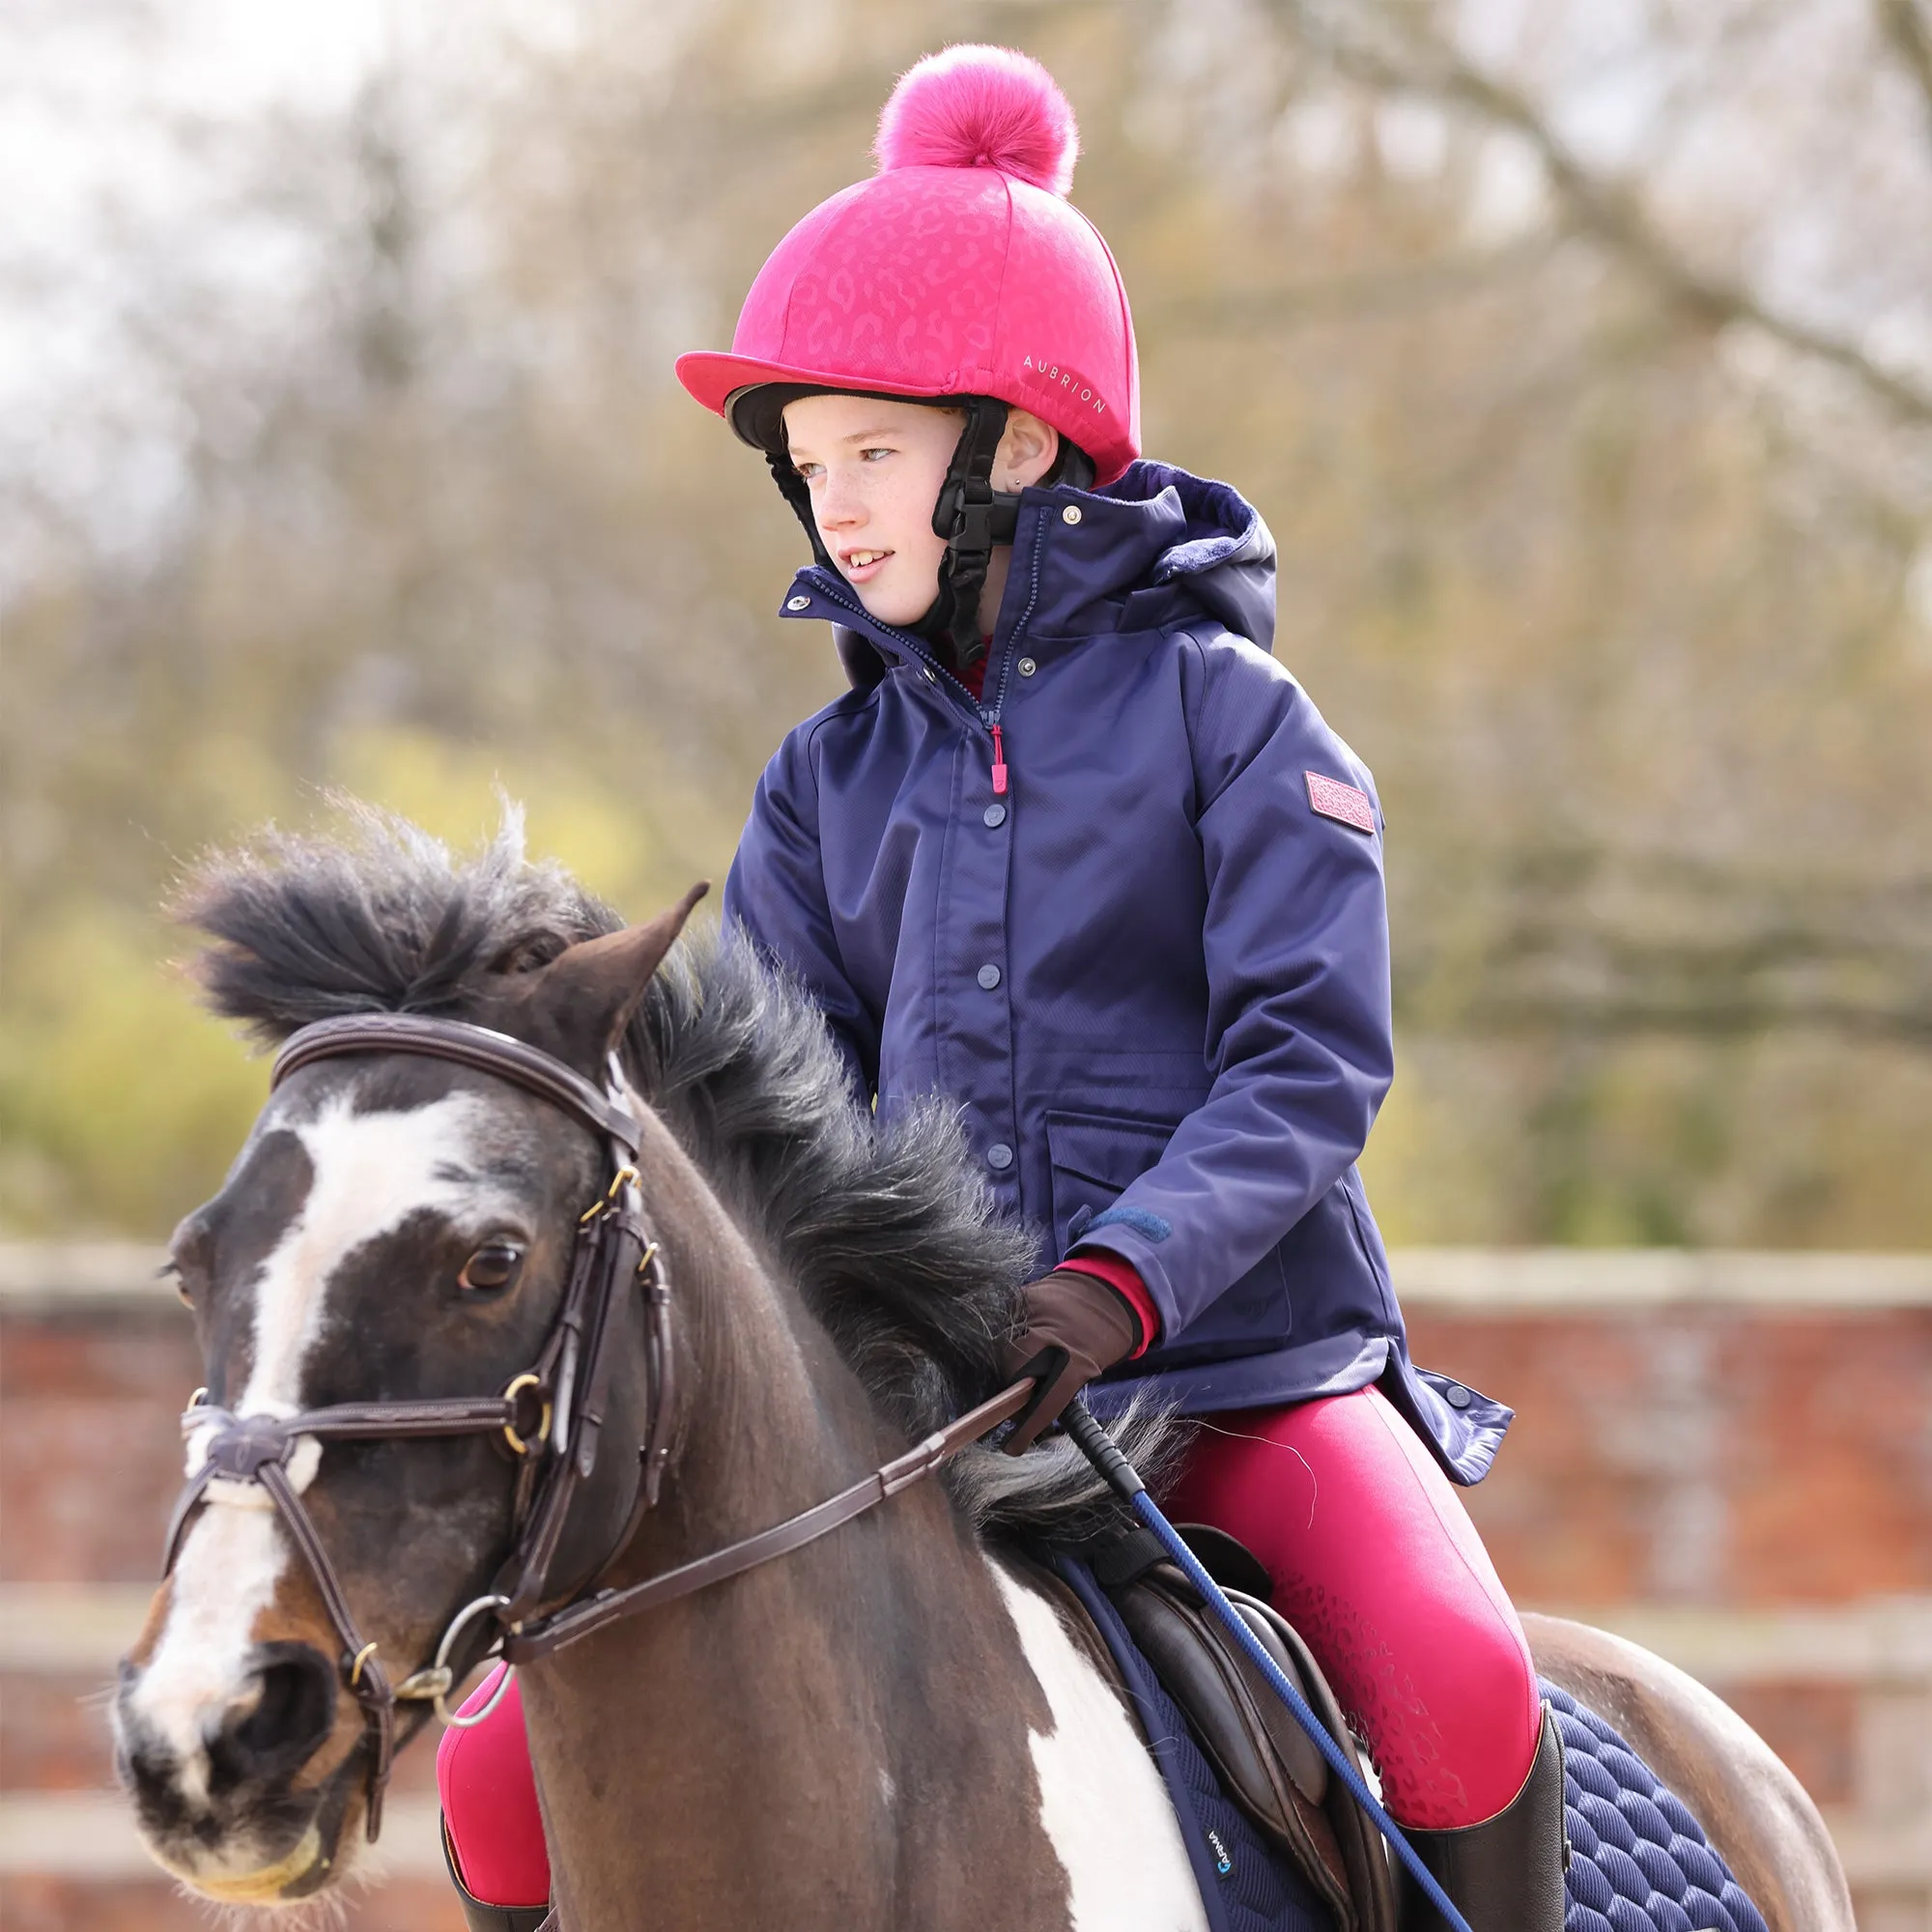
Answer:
[{"left": 114, "top": 1636, "right": 367, "bottom": 1901}]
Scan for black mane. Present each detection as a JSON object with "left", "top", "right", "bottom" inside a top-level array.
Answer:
[{"left": 178, "top": 806, "right": 1172, "bottom": 1537}]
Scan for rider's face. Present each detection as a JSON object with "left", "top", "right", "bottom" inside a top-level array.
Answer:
[{"left": 781, "top": 394, "right": 962, "bottom": 628}]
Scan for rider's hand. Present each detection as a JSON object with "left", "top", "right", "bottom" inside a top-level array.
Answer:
[{"left": 999, "top": 1266, "right": 1144, "bottom": 1454}]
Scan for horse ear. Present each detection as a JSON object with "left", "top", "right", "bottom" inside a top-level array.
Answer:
[{"left": 493, "top": 882, "right": 708, "bottom": 1077}]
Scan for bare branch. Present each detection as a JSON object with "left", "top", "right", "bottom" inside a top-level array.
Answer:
[
  {"left": 1268, "top": 0, "right": 1932, "bottom": 427},
  {"left": 1876, "top": 0, "right": 1932, "bottom": 146},
  {"left": 1434, "top": 54, "right": 1932, "bottom": 424},
  {"left": 1140, "top": 233, "right": 1556, "bottom": 335}
]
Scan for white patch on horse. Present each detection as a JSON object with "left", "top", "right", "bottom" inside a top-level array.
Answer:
[
  {"left": 132, "top": 1090, "right": 509, "bottom": 1791},
  {"left": 127, "top": 1508, "right": 283, "bottom": 1808},
  {"left": 988, "top": 1558, "right": 1208, "bottom": 1932}
]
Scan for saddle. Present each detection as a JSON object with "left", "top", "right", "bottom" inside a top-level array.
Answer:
[{"left": 1053, "top": 1524, "right": 1398, "bottom": 1932}]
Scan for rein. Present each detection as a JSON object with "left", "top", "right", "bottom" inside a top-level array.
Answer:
[
  {"left": 502, "top": 1379, "right": 1032, "bottom": 1662},
  {"left": 157, "top": 1012, "right": 1031, "bottom": 1841}
]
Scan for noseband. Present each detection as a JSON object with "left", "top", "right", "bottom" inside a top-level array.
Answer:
[{"left": 157, "top": 1011, "right": 1031, "bottom": 1843}]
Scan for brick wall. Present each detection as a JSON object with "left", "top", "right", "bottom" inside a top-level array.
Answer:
[
  {"left": 0, "top": 1247, "right": 465, "bottom": 1931},
  {"left": 1404, "top": 1249, "right": 1932, "bottom": 1932},
  {"left": 5, "top": 1244, "right": 1930, "bottom": 1928},
  {"left": 1406, "top": 1295, "right": 1932, "bottom": 1607}
]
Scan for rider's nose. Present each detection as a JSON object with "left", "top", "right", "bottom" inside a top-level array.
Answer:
[
  {"left": 819, "top": 474, "right": 865, "bottom": 528},
  {"left": 205, "top": 1642, "right": 339, "bottom": 1789}
]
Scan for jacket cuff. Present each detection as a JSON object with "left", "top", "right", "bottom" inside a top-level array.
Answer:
[{"left": 1059, "top": 1250, "right": 1161, "bottom": 1357}]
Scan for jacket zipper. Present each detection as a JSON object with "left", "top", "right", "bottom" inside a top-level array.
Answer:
[
  {"left": 799, "top": 571, "right": 1026, "bottom": 797},
  {"left": 981, "top": 623, "right": 1026, "bottom": 774}
]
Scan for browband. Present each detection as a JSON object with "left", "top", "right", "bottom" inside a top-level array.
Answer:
[{"left": 271, "top": 1013, "right": 642, "bottom": 1153}]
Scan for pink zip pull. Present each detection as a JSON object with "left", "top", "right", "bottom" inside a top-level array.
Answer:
[{"left": 990, "top": 724, "right": 1009, "bottom": 797}]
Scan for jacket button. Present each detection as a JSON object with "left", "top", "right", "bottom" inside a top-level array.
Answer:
[
  {"left": 1017, "top": 657, "right": 1037, "bottom": 677},
  {"left": 785, "top": 595, "right": 810, "bottom": 611},
  {"left": 986, "top": 1143, "right": 1014, "bottom": 1171},
  {"left": 1443, "top": 1382, "right": 1473, "bottom": 1410},
  {"left": 1062, "top": 504, "right": 1082, "bottom": 526},
  {"left": 977, "top": 963, "right": 1002, "bottom": 989},
  {"left": 982, "top": 803, "right": 1008, "bottom": 828}
]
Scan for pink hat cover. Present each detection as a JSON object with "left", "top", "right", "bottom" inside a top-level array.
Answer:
[{"left": 676, "top": 44, "right": 1141, "bottom": 484}]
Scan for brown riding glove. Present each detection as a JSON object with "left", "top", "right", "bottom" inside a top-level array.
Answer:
[{"left": 1000, "top": 1266, "right": 1144, "bottom": 1454}]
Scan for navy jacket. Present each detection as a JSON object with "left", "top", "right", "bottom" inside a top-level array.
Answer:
[{"left": 724, "top": 461, "right": 1509, "bottom": 1484}]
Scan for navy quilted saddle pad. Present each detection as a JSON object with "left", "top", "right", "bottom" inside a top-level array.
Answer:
[
  {"left": 1056, "top": 1557, "right": 1772, "bottom": 1932},
  {"left": 1545, "top": 1682, "right": 1770, "bottom": 1932}
]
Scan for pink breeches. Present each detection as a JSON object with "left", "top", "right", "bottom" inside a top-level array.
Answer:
[
  {"left": 1165, "top": 1385, "right": 1541, "bottom": 1830},
  {"left": 438, "top": 1384, "right": 1538, "bottom": 1901}
]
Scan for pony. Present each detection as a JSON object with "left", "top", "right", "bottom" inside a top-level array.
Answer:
[{"left": 112, "top": 810, "right": 1852, "bottom": 1930}]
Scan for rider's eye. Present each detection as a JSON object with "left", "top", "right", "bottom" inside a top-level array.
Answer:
[{"left": 458, "top": 1243, "right": 525, "bottom": 1295}]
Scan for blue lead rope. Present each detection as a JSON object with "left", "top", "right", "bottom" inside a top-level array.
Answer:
[{"left": 1060, "top": 1401, "right": 1477, "bottom": 1932}]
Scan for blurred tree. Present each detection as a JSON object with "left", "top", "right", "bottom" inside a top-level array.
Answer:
[{"left": 1, "top": 0, "right": 1926, "bottom": 1245}]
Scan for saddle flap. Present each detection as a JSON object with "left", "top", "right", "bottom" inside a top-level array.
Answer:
[
  {"left": 1226, "top": 1589, "right": 1400, "bottom": 1932},
  {"left": 1114, "top": 1566, "right": 1356, "bottom": 1929}
]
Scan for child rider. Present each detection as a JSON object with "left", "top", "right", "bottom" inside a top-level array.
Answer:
[{"left": 439, "top": 43, "right": 1568, "bottom": 1932}]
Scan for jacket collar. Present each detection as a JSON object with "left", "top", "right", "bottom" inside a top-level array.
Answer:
[{"left": 778, "top": 461, "right": 1277, "bottom": 696}]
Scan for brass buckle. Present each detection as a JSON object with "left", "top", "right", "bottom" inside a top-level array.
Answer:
[
  {"left": 579, "top": 1165, "right": 639, "bottom": 1225},
  {"left": 500, "top": 1372, "right": 552, "bottom": 1456}
]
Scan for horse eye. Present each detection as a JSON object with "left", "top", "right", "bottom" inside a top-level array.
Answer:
[
  {"left": 164, "top": 1213, "right": 213, "bottom": 1309},
  {"left": 458, "top": 1243, "right": 525, "bottom": 1294}
]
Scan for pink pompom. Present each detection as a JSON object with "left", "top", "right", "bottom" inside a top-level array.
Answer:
[{"left": 873, "top": 44, "right": 1080, "bottom": 197}]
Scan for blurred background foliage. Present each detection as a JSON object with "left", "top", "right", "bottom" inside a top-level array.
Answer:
[{"left": 2, "top": 0, "right": 1929, "bottom": 1245}]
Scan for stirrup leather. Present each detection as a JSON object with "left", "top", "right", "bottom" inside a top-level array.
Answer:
[{"left": 1078, "top": 1524, "right": 1398, "bottom": 1932}]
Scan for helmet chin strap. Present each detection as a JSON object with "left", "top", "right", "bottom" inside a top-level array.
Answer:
[
  {"left": 920, "top": 404, "right": 1094, "bottom": 668},
  {"left": 761, "top": 392, "right": 1093, "bottom": 675},
  {"left": 919, "top": 398, "right": 1014, "bottom": 671}
]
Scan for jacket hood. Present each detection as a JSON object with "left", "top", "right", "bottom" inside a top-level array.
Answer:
[
  {"left": 785, "top": 460, "right": 1276, "bottom": 695},
  {"left": 1083, "top": 461, "right": 1277, "bottom": 651}
]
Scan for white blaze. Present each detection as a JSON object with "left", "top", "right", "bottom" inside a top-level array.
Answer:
[
  {"left": 128, "top": 1090, "right": 511, "bottom": 1790},
  {"left": 988, "top": 1558, "right": 1209, "bottom": 1932}
]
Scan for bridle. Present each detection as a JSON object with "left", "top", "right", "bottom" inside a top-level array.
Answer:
[{"left": 156, "top": 1011, "right": 1030, "bottom": 1841}]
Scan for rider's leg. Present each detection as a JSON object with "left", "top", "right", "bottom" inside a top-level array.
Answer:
[
  {"left": 1165, "top": 1383, "right": 1567, "bottom": 1928},
  {"left": 437, "top": 1666, "right": 552, "bottom": 1932}
]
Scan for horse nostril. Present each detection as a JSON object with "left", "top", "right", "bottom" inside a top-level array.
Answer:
[
  {"left": 208, "top": 1642, "right": 339, "bottom": 1790},
  {"left": 117, "top": 1727, "right": 189, "bottom": 1828}
]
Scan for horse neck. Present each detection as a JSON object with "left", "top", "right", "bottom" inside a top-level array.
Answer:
[
  {"left": 514, "top": 1099, "right": 1079, "bottom": 1928},
  {"left": 622, "top": 1098, "right": 890, "bottom": 1546}
]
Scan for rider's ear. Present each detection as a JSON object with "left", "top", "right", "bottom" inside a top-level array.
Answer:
[
  {"left": 488, "top": 882, "right": 708, "bottom": 1077},
  {"left": 993, "top": 410, "right": 1059, "bottom": 493}
]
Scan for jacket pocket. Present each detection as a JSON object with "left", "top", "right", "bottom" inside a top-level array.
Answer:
[
  {"left": 1046, "top": 1110, "right": 1293, "bottom": 1366},
  {"left": 1045, "top": 1110, "right": 1179, "bottom": 1257}
]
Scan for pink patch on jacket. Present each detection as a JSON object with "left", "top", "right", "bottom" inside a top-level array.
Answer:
[{"left": 1304, "top": 771, "right": 1377, "bottom": 835}]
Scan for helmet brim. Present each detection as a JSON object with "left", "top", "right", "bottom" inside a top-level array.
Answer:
[{"left": 675, "top": 351, "right": 977, "bottom": 447}]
